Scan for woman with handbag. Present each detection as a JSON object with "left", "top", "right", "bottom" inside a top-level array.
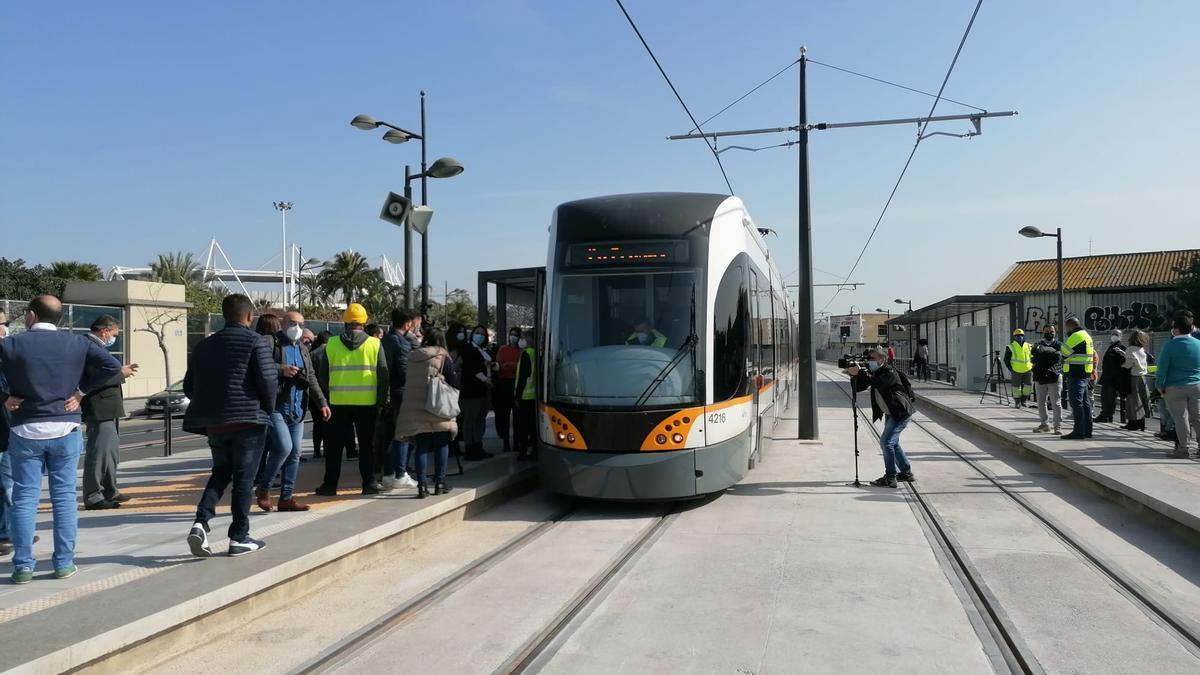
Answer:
[{"left": 395, "top": 329, "right": 461, "bottom": 498}]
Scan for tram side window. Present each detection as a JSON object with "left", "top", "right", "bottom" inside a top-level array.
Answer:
[{"left": 713, "top": 263, "right": 749, "bottom": 401}]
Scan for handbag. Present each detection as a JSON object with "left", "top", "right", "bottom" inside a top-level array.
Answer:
[{"left": 425, "top": 354, "right": 461, "bottom": 420}]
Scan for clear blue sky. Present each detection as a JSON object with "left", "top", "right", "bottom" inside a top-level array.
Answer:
[{"left": 3, "top": 1, "right": 1198, "bottom": 315}]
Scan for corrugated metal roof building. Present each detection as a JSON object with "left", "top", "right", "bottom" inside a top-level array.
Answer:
[{"left": 987, "top": 249, "right": 1198, "bottom": 334}]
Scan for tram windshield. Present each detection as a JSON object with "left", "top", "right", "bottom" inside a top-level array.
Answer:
[{"left": 549, "top": 269, "right": 700, "bottom": 408}]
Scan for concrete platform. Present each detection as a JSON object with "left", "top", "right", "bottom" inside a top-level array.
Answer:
[
  {"left": 0, "top": 432, "right": 533, "bottom": 674},
  {"left": 911, "top": 380, "right": 1200, "bottom": 537}
]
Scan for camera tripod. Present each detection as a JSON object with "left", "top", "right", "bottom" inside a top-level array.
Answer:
[
  {"left": 842, "top": 371, "right": 865, "bottom": 488},
  {"left": 980, "top": 351, "right": 1011, "bottom": 405}
]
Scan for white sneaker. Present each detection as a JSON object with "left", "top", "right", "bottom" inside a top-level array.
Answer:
[
  {"left": 1033, "top": 424, "right": 1049, "bottom": 433},
  {"left": 187, "top": 523, "right": 212, "bottom": 558},
  {"left": 381, "top": 476, "right": 397, "bottom": 492},
  {"left": 398, "top": 474, "right": 418, "bottom": 489}
]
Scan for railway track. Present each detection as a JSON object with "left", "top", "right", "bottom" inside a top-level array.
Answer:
[
  {"left": 820, "top": 369, "right": 1200, "bottom": 674},
  {"left": 294, "top": 502, "right": 677, "bottom": 675}
]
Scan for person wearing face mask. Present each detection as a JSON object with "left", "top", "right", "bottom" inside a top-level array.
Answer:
[
  {"left": 491, "top": 327, "right": 523, "bottom": 453},
  {"left": 1094, "top": 329, "right": 1129, "bottom": 424},
  {"left": 1030, "top": 326, "right": 1064, "bottom": 433},
  {"left": 254, "top": 311, "right": 330, "bottom": 511},
  {"left": 1156, "top": 311, "right": 1200, "bottom": 458},
  {"left": 1003, "top": 329, "right": 1034, "bottom": 408},
  {"left": 458, "top": 325, "right": 495, "bottom": 461},
  {"left": 1059, "top": 317, "right": 1096, "bottom": 440},
  {"left": 513, "top": 329, "right": 538, "bottom": 460},
  {"left": 80, "top": 315, "right": 138, "bottom": 510},
  {"left": 847, "top": 348, "right": 916, "bottom": 488},
  {"left": 625, "top": 317, "right": 667, "bottom": 348},
  {"left": 1121, "top": 330, "right": 1152, "bottom": 431},
  {"left": 380, "top": 308, "right": 422, "bottom": 490}
]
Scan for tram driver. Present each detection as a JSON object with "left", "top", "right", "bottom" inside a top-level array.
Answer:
[{"left": 625, "top": 317, "right": 667, "bottom": 348}]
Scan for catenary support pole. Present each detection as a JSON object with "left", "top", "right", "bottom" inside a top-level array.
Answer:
[
  {"left": 1056, "top": 227, "right": 1065, "bottom": 337},
  {"left": 797, "top": 48, "right": 818, "bottom": 440},
  {"left": 403, "top": 166, "right": 414, "bottom": 308},
  {"left": 420, "top": 91, "right": 430, "bottom": 314}
]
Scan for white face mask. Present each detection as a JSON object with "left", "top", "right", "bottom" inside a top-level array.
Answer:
[
  {"left": 286, "top": 325, "right": 304, "bottom": 342},
  {"left": 103, "top": 334, "right": 117, "bottom": 348},
  {"left": 518, "top": 338, "right": 528, "bottom": 349},
  {"left": 1110, "top": 335, "right": 1120, "bottom": 343}
]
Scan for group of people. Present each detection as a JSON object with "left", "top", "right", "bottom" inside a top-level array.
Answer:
[
  {"left": 183, "top": 295, "right": 539, "bottom": 558},
  {"left": 1002, "top": 311, "right": 1200, "bottom": 457}
]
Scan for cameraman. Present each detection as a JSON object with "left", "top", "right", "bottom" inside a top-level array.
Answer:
[{"left": 847, "top": 348, "right": 916, "bottom": 488}]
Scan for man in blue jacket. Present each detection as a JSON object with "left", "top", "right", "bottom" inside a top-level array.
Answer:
[
  {"left": 1157, "top": 311, "right": 1200, "bottom": 459},
  {"left": 183, "top": 294, "right": 278, "bottom": 557},
  {"left": 0, "top": 296, "right": 122, "bottom": 584}
]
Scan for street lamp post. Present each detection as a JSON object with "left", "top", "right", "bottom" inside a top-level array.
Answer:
[
  {"left": 894, "top": 298, "right": 914, "bottom": 365},
  {"left": 894, "top": 298, "right": 913, "bottom": 313},
  {"left": 351, "top": 93, "right": 463, "bottom": 313},
  {"left": 875, "top": 307, "right": 891, "bottom": 346},
  {"left": 1019, "top": 226, "right": 1065, "bottom": 337},
  {"left": 273, "top": 201, "right": 293, "bottom": 306}
]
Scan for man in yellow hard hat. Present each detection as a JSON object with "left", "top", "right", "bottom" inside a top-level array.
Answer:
[
  {"left": 1004, "top": 328, "right": 1034, "bottom": 408},
  {"left": 313, "top": 303, "right": 390, "bottom": 496}
]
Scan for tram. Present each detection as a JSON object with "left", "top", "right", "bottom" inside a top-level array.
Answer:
[{"left": 537, "top": 193, "right": 798, "bottom": 500}]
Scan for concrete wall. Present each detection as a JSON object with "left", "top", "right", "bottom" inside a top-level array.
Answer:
[{"left": 64, "top": 280, "right": 190, "bottom": 398}]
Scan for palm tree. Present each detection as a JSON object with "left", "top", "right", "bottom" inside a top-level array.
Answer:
[
  {"left": 49, "top": 260, "right": 103, "bottom": 281},
  {"left": 149, "top": 252, "right": 204, "bottom": 288},
  {"left": 360, "top": 269, "right": 402, "bottom": 320},
  {"left": 297, "top": 274, "right": 327, "bottom": 307},
  {"left": 319, "top": 250, "right": 373, "bottom": 305}
]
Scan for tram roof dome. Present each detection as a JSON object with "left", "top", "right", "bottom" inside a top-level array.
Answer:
[{"left": 555, "top": 192, "right": 737, "bottom": 238}]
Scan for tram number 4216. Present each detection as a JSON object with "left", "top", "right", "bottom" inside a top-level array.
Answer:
[{"left": 707, "top": 412, "right": 727, "bottom": 425}]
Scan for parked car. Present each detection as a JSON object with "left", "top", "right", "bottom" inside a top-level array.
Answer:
[{"left": 144, "top": 380, "right": 189, "bottom": 416}]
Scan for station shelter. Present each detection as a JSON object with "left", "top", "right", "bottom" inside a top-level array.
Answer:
[
  {"left": 477, "top": 267, "right": 544, "bottom": 339},
  {"left": 885, "top": 295, "right": 1021, "bottom": 391}
]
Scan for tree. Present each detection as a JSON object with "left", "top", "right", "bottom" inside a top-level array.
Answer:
[
  {"left": 360, "top": 269, "right": 403, "bottom": 322},
  {"left": 297, "top": 269, "right": 329, "bottom": 308},
  {"left": 149, "top": 251, "right": 204, "bottom": 288},
  {"left": 0, "top": 258, "right": 65, "bottom": 299},
  {"left": 432, "top": 288, "right": 479, "bottom": 328},
  {"left": 1172, "top": 253, "right": 1200, "bottom": 316},
  {"left": 136, "top": 285, "right": 186, "bottom": 456},
  {"left": 49, "top": 260, "right": 103, "bottom": 282},
  {"left": 319, "top": 250, "right": 373, "bottom": 305}
]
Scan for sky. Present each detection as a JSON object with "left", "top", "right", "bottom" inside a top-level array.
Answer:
[{"left": 3, "top": 1, "right": 1199, "bottom": 316}]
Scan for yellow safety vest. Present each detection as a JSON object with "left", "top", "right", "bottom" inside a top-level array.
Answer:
[
  {"left": 326, "top": 335, "right": 381, "bottom": 406},
  {"left": 626, "top": 330, "right": 667, "bottom": 348},
  {"left": 516, "top": 347, "right": 536, "bottom": 401},
  {"left": 1008, "top": 341, "right": 1032, "bottom": 373},
  {"left": 1060, "top": 330, "right": 1094, "bottom": 376}
]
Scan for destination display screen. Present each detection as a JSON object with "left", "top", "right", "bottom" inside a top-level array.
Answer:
[{"left": 566, "top": 240, "right": 690, "bottom": 266}]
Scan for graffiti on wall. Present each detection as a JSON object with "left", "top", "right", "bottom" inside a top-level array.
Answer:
[{"left": 1025, "top": 301, "right": 1172, "bottom": 333}]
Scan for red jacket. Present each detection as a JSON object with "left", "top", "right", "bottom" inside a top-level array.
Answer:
[{"left": 495, "top": 344, "right": 522, "bottom": 380}]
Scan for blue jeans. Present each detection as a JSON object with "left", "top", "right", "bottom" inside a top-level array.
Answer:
[
  {"left": 390, "top": 439, "right": 412, "bottom": 479},
  {"left": 879, "top": 415, "right": 912, "bottom": 477},
  {"left": 413, "top": 432, "right": 450, "bottom": 485},
  {"left": 1161, "top": 398, "right": 1175, "bottom": 432},
  {"left": 195, "top": 426, "right": 267, "bottom": 542},
  {"left": 256, "top": 412, "right": 304, "bottom": 499},
  {"left": 8, "top": 430, "right": 83, "bottom": 572},
  {"left": 1067, "top": 376, "right": 1093, "bottom": 436},
  {"left": 0, "top": 450, "right": 13, "bottom": 541}
]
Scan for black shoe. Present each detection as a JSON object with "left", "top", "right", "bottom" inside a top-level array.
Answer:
[
  {"left": 347, "top": 451, "right": 359, "bottom": 459},
  {"left": 362, "top": 484, "right": 383, "bottom": 495},
  {"left": 228, "top": 537, "right": 266, "bottom": 557},
  {"left": 435, "top": 482, "right": 450, "bottom": 495},
  {"left": 897, "top": 471, "right": 915, "bottom": 482},
  {"left": 1092, "top": 417, "right": 1110, "bottom": 423},
  {"left": 298, "top": 455, "right": 308, "bottom": 462},
  {"left": 0, "top": 539, "right": 12, "bottom": 556},
  {"left": 1059, "top": 433, "right": 1087, "bottom": 440},
  {"left": 187, "top": 522, "right": 213, "bottom": 558},
  {"left": 313, "top": 450, "right": 323, "bottom": 458},
  {"left": 417, "top": 484, "right": 429, "bottom": 499},
  {"left": 314, "top": 485, "right": 338, "bottom": 496},
  {"left": 870, "top": 475, "right": 898, "bottom": 488},
  {"left": 84, "top": 500, "right": 121, "bottom": 510}
]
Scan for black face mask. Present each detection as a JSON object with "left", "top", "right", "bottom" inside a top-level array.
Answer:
[{"left": 1043, "top": 333, "right": 1054, "bottom": 341}]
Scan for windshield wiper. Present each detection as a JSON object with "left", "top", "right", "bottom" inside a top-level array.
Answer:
[{"left": 634, "top": 282, "right": 697, "bottom": 407}]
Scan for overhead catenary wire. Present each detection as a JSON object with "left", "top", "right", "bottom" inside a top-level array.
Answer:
[
  {"left": 822, "top": 0, "right": 986, "bottom": 313},
  {"left": 614, "top": 0, "right": 734, "bottom": 195},
  {"left": 690, "top": 59, "right": 800, "bottom": 132},
  {"left": 807, "top": 59, "right": 986, "bottom": 113}
]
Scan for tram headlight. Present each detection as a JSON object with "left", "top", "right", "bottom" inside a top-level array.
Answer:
[
  {"left": 557, "top": 432, "right": 566, "bottom": 442},
  {"left": 655, "top": 434, "right": 667, "bottom": 445},
  {"left": 567, "top": 433, "right": 576, "bottom": 443},
  {"left": 672, "top": 433, "right": 683, "bottom": 444}
]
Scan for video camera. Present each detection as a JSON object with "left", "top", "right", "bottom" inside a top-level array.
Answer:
[{"left": 837, "top": 353, "right": 869, "bottom": 370}]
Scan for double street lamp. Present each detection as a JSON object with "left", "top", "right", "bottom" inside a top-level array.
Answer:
[
  {"left": 894, "top": 298, "right": 913, "bottom": 313},
  {"left": 1019, "top": 226, "right": 1065, "bottom": 338},
  {"left": 351, "top": 92, "right": 464, "bottom": 312}
]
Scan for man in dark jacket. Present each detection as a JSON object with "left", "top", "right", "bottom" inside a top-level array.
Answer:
[
  {"left": 1030, "top": 326, "right": 1064, "bottom": 434},
  {"left": 1094, "top": 329, "right": 1128, "bottom": 423},
  {"left": 378, "top": 308, "right": 420, "bottom": 489},
  {"left": 80, "top": 315, "right": 137, "bottom": 510},
  {"left": 183, "top": 294, "right": 278, "bottom": 558},
  {"left": 0, "top": 295, "right": 122, "bottom": 583},
  {"left": 848, "top": 348, "right": 916, "bottom": 488}
]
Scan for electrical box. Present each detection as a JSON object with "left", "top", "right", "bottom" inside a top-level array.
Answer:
[{"left": 953, "top": 325, "right": 990, "bottom": 392}]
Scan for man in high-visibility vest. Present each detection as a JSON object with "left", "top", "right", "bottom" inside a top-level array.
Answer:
[
  {"left": 1059, "top": 317, "right": 1095, "bottom": 440},
  {"left": 1004, "top": 328, "right": 1034, "bottom": 408},
  {"left": 314, "top": 304, "right": 390, "bottom": 496},
  {"left": 512, "top": 328, "right": 538, "bottom": 461},
  {"left": 626, "top": 317, "right": 667, "bottom": 348}
]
